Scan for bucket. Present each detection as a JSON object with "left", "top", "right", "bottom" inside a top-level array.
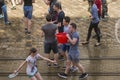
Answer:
[{"left": 56, "top": 33, "right": 68, "bottom": 44}]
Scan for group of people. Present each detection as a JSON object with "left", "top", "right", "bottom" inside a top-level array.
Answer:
[{"left": 2, "top": 0, "right": 109, "bottom": 80}]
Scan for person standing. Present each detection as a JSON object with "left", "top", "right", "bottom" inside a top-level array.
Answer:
[
  {"left": 41, "top": 14, "right": 59, "bottom": 67},
  {"left": 82, "top": 0, "right": 101, "bottom": 46},
  {"left": 53, "top": 2, "right": 65, "bottom": 33},
  {"left": 0, "top": 0, "right": 11, "bottom": 25},
  {"left": 58, "top": 23, "right": 88, "bottom": 79},
  {"left": 20, "top": 0, "right": 35, "bottom": 34}
]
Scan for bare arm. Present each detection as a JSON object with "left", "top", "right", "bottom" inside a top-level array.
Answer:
[
  {"left": 41, "top": 31, "right": 44, "bottom": 37},
  {"left": 43, "top": 0, "right": 50, "bottom": 5},
  {"left": 19, "top": 0, "right": 23, "bottom": 5},
  {"left": 38, "top": 54, "right": 56, "bottom": 63},
  {"left": 67, "top": 34, "right": 78, "bottom": 45},
  {"left": 14, "top": 61, "right": 27, "bottom": 73}
]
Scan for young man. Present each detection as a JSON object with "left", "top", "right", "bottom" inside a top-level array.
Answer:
[
  {"left": 0, "top": 0, "right": 11, "bottom": 25},
  {"left": 58, "top": 23, "right": 88, "bottom": 79},
  {"left": 41, "top": 14, "right": 59, "bottom": 67},
  {"left": 62, "top": 16, "right": 78, "bottom": 72},
  {"left": 60, "top": 16, "right": 71, "bottom": 59},
  {"left": 53, "top": 2, "right": 65, "bottom": 33},
  {"left": 82, "top": 0, "right": 101, "bottom": 46},
  {"left": 20, "top": 0, "right": 35, "bottom": 34}
]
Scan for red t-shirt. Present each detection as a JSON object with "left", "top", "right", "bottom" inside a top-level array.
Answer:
[{"left": 95, "top": 0, "right": 102, "bottom": 16}]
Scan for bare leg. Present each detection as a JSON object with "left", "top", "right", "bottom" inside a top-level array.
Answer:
[
  {"left": 24, "top": 17, "right": 28, "bottom": 29},
  {"left": 65, "top": 60, "right": 71, "bottom": 74},
  {"left": 35, "top": 72, "right": 43, "bottom": 80},
  {"left": 54, "top": 53, "right": 58, "bottom": 62},
  {"left": 11, "top": 0, "right": 16, "bottom": 7},
  {"left": 30, "top": 76, "right": 37, "bottom": 80},
  {"left": 45, "top": 53, "right": 51, "bottom": 64},
  {"left": 74, "top": 62, "right": 86, "bottom": 73},
  {"left": 28, "top": 19, "right": 32, "bottom": 32}
]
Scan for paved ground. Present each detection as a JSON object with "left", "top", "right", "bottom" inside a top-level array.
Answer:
[{"left": 0, "top": 0, "right": 120, "bottom": 80}]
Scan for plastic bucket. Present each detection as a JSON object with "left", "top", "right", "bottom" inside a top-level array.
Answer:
[{"left": 56, "top": 33, "right": 68, "bottom": 44}]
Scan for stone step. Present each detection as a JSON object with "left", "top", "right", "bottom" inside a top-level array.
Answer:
[{"left": 0, "top": 60, "right": 120, "bottom": 73}]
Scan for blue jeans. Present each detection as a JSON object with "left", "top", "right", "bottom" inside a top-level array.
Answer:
[{"left": 1, "top": 5, "right": 8, "bottom": 23}]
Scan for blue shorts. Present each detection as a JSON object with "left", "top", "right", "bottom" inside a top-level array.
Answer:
[
  {"left": 24, "top": 6, "right": 33, "bottom": 19},
  {"left": 62, "top": 44, "right": 70, "bottom": 53},
  {"left": 68, "top": 53, "right": 80, "bottom": 63}
]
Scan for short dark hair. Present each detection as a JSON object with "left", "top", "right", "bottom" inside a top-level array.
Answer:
[
  {"left": 54, "top": 2, "right": 62, "bottom": 9},
  {"left": 30, "top": 48, "right": 37, "bottom": 53},
  {"left": 64, "top": 16, "right": 70, "bottom": 23},
  {"left": 70, "top": 23, "right": 77, "bottom": 29},
  {"left": 46, "top": 14, "right": 52, "bottom": 22}
]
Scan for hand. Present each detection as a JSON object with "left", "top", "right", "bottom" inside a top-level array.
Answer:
[
  {"left": 66, "top": 34, "right": 70, "bottom": 39},
  {"left": 58, "top": 43, "right": 62, "bottom": 46},
  {"left": 51, "top": 60, "right": 56, "bottom": 63},
  {"left": 14, "top": 70, "right": 17, "bottom": 74}
]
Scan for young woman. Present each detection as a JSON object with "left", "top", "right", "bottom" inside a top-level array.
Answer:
[{"left": 13, "top": 48, "right": 56, "bottom": 80}]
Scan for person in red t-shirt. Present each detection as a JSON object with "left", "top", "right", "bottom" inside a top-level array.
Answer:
[{"left": 94, "top": 0, "right": 102, "bottom": 19}]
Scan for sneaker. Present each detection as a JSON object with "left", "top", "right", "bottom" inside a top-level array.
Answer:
[
  {"left": 25, "top": 28, "right": 28, "bottom": 34},
  {"left": 47, "top": 63, "right": 51, "bottom": 67},
  {"left": 70, "top": 66, "right": 78, "bottom": 73},
  {"left": 58, "top": 73, "right": 67, "bottom": 79},
  {"left": 53, "top": 63, "right": 59, "bottom": 68},
  {"left": 0, "top": 14, "right": 4, "bottom": 19},
  {"left": 27, "top": 32, "right": 31, "bottom": 35},
  {"left": 94, "top": 43, "right": 101, "bottom": 47},
  {"left": 79, "top": 73, "right": 88, "bottom": 79},
  {"left": 5, "top": 21, "right": 11, "bottom": 25},
  {"left": 11, "top": 6, "right": 16, "bottom": 10},
  {"left": 81, "top": 41, "right": 89, "bottom": 45}
]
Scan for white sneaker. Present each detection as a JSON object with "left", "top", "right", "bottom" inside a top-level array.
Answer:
[{"left": 0, "top": 14, "right": 4, "bottom": 19}]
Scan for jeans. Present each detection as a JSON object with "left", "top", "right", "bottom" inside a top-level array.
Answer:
[
  {"left": 1, "top": 5, "right": 8, "bottom": 23},
  {"left": 86, "top": 22, "right": 100, "bottom": 43}
]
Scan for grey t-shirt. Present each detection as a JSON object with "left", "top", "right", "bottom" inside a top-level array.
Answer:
[
  {"left": 41, "top": 23, "right": 57, "bottom": 43},
  {"left": 69, "top": 31, "right": 79, "bottom": 54}
]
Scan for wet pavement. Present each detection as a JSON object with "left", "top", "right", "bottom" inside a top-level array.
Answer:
[{"left": 0, "top": 0, "right": 120, "bottom": 80}]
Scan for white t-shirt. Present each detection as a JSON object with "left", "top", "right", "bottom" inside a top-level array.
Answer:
[
  {"left": 26, "top": 53, "right": 39, "bottom": 75},
  {"left": 64, "top": 25, "right": 70, "bottom": 34}
]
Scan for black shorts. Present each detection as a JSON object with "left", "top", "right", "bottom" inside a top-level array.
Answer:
[{"left": 44, "top": 41, "right": 58, "bottom": 54}]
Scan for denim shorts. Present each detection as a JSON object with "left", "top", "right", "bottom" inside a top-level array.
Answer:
[
  {"left": 68, "top": 53, "right": 80, "bottom": 63},
  {"left": 62, "top": 44, "right": 70, "bottom": 53},
  {"left": 24, "top": 6, "right": 33, "bottom": 19}
]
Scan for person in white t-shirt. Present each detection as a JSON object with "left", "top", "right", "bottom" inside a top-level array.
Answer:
[{"left": 13, "top": 48, "right": 56, "bottom": 80}]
